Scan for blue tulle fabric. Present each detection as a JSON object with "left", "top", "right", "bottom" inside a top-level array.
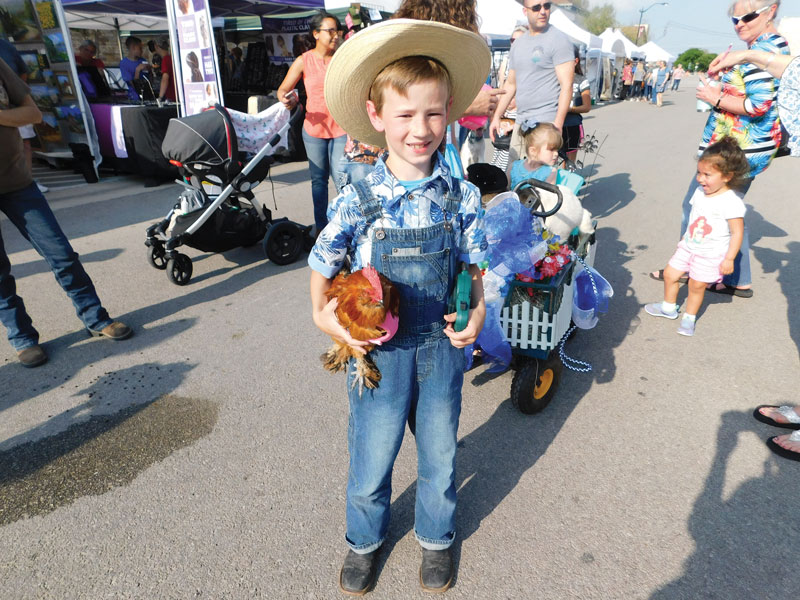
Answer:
[{"left": 464, "top": 193, "right": 547, "bottom": 372}]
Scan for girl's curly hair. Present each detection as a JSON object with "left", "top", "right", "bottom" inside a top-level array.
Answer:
[
  {"left": 392, "top": 0, "right": 480, "bottom": 34},
  {"left": 698, "top": 136, "right": 751, "bottom": 191}
]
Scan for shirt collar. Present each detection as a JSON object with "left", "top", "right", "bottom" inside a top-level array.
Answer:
[{"left": 370, "top": 152, "right": 459, "bottom": 211}]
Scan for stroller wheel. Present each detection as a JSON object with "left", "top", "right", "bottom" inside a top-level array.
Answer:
[
  {"left": 147, "top": 245, "right": 168, "bottom": 270},
  {"left": 166, "top": 253, "right": 193, "bottom": 286},
  {"left": 264, "top": 221, "right": 303, "bottom": 266}
]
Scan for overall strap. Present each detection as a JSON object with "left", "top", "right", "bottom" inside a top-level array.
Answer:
[
  {"left": 353, "top": 179, "right": 383, "bottom": 227},
  {"left": 441, "top": 177, "right": 463, "bottom": 217}
]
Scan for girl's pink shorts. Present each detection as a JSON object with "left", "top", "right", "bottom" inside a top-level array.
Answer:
[{"left": 668, "top": 241, "right": 725, "bottom": 283}]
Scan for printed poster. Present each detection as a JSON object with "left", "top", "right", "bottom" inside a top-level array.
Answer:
[
  {"left": 261, "top": 17, "right": 312, "bottom": 65},
  {"left": 171, "top": 0, "right": 221, "bottom": 116}
]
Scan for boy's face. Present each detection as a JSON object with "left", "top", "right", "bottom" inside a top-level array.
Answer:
[
  {"left": 367, "top": 79, "right": 451, "bottom": 180},
  {"left": 130, "top": 43, "right": 142, "bottom": 57}
]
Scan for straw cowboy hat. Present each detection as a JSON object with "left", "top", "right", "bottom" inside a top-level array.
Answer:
[{"left": 324, "top": 19, "right": 491, "bottom": 147}]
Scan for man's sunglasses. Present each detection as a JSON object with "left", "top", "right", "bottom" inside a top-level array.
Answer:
[
  {"left": 731, "top": 4, "right": 772, "bottom": 25},
  {"left": 526, "top": 2, "right": 552, "bottom": 12}
]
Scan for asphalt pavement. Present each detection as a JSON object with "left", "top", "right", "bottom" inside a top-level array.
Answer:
[{"left": 1, "top": 77, "right": 798, "bottom": 599}]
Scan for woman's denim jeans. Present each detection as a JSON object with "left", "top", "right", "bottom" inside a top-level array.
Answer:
[
  {"left": 337, "top": 160, "right": 375, "bottom": 190},
  {"left": 679, "top": 176, "right": 752, "bottom": 287},
  {"left": 301, "top": 130, "right": 346, "bottom": 232},
  {"left": 0, "top": 182, "right": 112, "bottom": 350}
]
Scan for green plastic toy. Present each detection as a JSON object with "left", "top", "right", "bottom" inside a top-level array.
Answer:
[{"left": 448, "top": 264, "right": 472, "bottom": 332}]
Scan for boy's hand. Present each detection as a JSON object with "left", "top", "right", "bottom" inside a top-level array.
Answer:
[
  {"left": 315, "top": 298, "right": 369, "bottom": 355},
  {"left": 719, "top": 258, "right": 735, "bottom": 275},
  {"left": 443, "top": 305, "right": 486, "bottom": 348}
]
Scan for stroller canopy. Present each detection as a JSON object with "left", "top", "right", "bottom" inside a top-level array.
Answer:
[{"left": 162, "top": 105, "right": 239, "bottom": 167}]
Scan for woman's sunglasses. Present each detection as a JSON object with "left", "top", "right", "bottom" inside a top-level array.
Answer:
[
  {"left": 526, "top": 2, "right": 552, "bottom": 12},
  {"left": 731, "top": 4, "right": 772, "bottom": 25}
]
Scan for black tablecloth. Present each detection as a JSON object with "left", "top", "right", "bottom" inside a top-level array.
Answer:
[{"left": 119, "top": 105, "right": 180, "bottom": 184}]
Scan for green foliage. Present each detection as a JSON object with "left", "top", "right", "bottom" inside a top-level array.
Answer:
[
  {"left": 584, "top": 3, "right": 617, "bottom": 35},
  {"left": 675, "top": 48, "right": 718, "bottom": 71}
]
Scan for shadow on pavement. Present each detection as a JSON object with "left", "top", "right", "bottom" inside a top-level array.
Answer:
[
  {"left": 5, "top": 248, "right": 124, "bottom": 281},
  {"left": 0, "top": 363, "right": 217, "bottom": 526},
  {"left": 752, "top": 240, "right": 800, "bottom": 360},
  {"left": 369, "top": 227, "right": 639, "bottom": 588},
  {"left": 583, "top": 172, "right": 635, "bottom": 219},
  {"left": 650, "top": 409, "right": 800, "bottom": 599}
]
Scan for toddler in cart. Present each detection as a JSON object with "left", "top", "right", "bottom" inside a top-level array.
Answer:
[
  {"left": 645, "top": 137, "right": 748, "bottom": 336},
  {"left": 308, "top": 19, "right": 488, "bottom": 596},
  {"left": 509, "top": 123, "right": 562, "bottom": 190}
]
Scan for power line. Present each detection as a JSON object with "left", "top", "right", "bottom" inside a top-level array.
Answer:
[{"left": 661, "top": 21, "right": 740, "bottom": 39}]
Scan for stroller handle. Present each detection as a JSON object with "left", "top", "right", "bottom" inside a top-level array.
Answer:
[
  {"left": 265, "top": 107, "right": 304, "bottom": 150},
  {"left": 513, "top": 178, "right": 563, "bottom": 218}
]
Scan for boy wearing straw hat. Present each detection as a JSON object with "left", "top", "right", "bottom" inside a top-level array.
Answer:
[{"left": 308, "top": 19, "right": 490, "bottom": 595}]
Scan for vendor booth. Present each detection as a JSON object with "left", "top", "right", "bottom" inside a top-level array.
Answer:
[{"left": 638, "top": 41, "right": 675, "bottom": 65}]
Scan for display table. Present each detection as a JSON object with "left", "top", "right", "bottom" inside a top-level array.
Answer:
[{"left": 90, "top": 103, "right": 179, "bottom": 185}]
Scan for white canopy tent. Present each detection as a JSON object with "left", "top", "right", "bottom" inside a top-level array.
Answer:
[
  {"left": 549, "top": 8, "right": 602, "bottom": 49},
  {"left": 477, "top": 0, "right": 526, "bottom": 37},
  {"left": 65, "top": 10, "right": 169, "bottom": 30},
  {"left": 639, "top": 41, "right": 675, "bottom": 64},
  {"left": 599, "top": 28, "right": 645, "bottom": 60}
]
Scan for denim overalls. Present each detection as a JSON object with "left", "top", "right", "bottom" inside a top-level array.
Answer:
[{"left": 344, "top": 180, "right": 466, "bottom": 554}]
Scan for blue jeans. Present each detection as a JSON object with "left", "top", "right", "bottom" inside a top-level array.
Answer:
[
  {"left": 672, "top": 79, "right": 681, "bottom": 91},
  {"left": 301, "top": 130, "right": 346, "bottom": 232},
  {"left": 336, "top": 159, "right": 375, "bottom": 190},
  {"left": 0, "top": 182, "right": 111, "bottom": 350},
  {"left": 679, "top": 177, "right": 752, "bottom": 287},
  {"left": 345, "top": 334, "right": 464, "bottom": 553}
]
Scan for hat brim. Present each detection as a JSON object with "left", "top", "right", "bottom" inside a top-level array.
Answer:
[{"left": 324, "top": 19, "right": 491, "bottom": 148}]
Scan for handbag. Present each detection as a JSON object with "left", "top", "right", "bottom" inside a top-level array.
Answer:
[{"left": 492, "top": 118, "right": 515, "bottom": 151}]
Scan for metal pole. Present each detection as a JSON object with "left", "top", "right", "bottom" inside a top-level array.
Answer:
[
  {"left": 635, "top": 10, "right": 644, "bottom": 45},
  {"left": 114, "top": 17, "right": 124, "bottom": 62}
]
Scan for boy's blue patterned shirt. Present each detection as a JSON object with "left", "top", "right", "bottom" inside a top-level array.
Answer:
[{"left": 308, "top": 154, "right": 487, "bottom": 279}]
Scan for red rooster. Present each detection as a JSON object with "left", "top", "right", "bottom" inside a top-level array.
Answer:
[{"left": 321, "top": 264, "right": 400, "bottom": 390}]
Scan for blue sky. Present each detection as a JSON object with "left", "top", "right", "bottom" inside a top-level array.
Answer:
[{"left": 607, "top": 0, "right": 798, "bottom": 55}]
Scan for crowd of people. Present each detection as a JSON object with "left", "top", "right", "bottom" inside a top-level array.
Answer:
[{"left": 1, "top": 0, "right": 799, "bottom": 596}]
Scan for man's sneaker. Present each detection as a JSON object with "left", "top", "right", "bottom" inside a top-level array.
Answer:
[
  {"left": 420, "top": 547, "right": 454, "bottom": 593},
  {"left": 677, "top": 316, "right": 696, "bottom": 337},
  {"left": 17, "top": 344, "right": 47, "bottom": 368},
  {"left": 36, "top": 181, "right": 49, "bottom": 193},
  {"left": 644, "top": 303, "right": 679, "bottom": 320},
  {"left": 339, "top": 549, "right": 379, "bottom": 596},
  {"left": 88, "top": 321, "right": 133, "bottom": 340}
]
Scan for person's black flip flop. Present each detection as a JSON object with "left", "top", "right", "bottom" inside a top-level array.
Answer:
[
  {"left": 753, "top": 405, "right": 800, "bottom": 430},
  {"left": 766, "top": 435, "right": 800, "bottom": 462},
  {"left": 707, "top": 284, "right": 754, "bottom": 298}
]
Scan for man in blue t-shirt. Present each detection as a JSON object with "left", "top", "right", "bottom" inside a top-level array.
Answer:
[
  {"left": 119, "top": 36, "right": 152, "bottom": 101},
  {"left": 489, "top": 1, "right": 574, "bottom": 169}
]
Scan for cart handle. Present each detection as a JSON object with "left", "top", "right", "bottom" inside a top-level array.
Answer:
[{"left": 512, "top": 178, "right": 563, "bottom": 218}]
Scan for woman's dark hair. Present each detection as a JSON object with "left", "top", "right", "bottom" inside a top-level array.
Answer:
[
  {"left": 573, "top": 45, "right": 583, "bottom": 76},
  {"left": 698, "top": 136, "right": 750, "bottom": 191},
  {"left": 308, "top": 10, "right": 342, "bottom": 33}
]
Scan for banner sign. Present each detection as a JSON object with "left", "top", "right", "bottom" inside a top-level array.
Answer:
[
  {"left": 261, "top": 17, "right": 312, "bottom": 65},
  {"left": 169, "top": 0, "right": 222, "bottom": 116}
]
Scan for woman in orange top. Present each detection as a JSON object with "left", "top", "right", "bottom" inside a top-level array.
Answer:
[{"left": 278, "top": 11, "right": 346, "bottom": 233}]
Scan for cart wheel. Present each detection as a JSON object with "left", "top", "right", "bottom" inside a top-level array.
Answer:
[
  {"left": 146, "top": 244, "right": 168, "bottom": 270},
  {"left": 166, "top": 253, "right": 193, "bottom": 286},
  {"left": 510, "top": 356, "right": 563, "bottom": 414},
  {"left": 264, "top": 221, "right": 303, "bottom": 265}
]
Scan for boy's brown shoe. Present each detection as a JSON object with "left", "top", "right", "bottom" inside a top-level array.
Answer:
[
  {"left": 420, "top": 547, "right": 453, "bottom": 593},
  {"left": 339, "top": 549, "right": 378, "bottom": 596},
  {"left": 88, "top": 321, "right": 133, "bottom": 341},
  {"left": 18, "top": 345, "right": 47, "bottom": 368}
]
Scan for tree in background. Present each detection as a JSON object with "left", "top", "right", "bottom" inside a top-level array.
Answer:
[
  {"left": 675, "top": 48, "right": 718, "bottom": 72},
  {"left": 571, "top": 0, "right": 617, "bottom": 35}
]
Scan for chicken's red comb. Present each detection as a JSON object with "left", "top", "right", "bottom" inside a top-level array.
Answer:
[{"left": 362, "top": 264, "right": 383, "bottom": 301}]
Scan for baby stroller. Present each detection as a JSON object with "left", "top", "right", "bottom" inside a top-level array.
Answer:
[{"left": 145, "top": 103, "right": 308, "bottom": 285}]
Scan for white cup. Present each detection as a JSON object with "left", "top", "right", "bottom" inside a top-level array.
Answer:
[{"left": 696, "top": 78, "right": 720, "bottom": 112}]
